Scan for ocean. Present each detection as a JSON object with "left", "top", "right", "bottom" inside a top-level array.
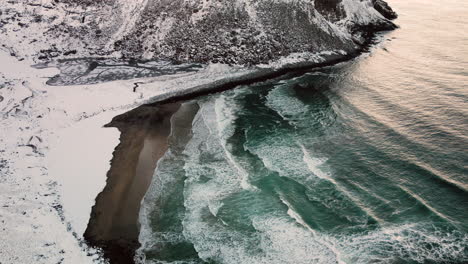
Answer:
[{"left": 137, "top": 0, "right": 468, "bottom": 263}]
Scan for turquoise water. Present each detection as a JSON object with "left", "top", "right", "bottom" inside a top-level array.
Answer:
[{"left": 138, "top": 1, "right": 468, "bottom": 263}]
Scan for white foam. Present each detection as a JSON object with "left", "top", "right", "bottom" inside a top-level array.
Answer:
[
  {"left": 279, "top": 195, "right": 315, "bottom": 234},
  {"left": 300, "top": 144, "right": 384, "bottom": 225},
  {"left": 182, "top": 205, "right": 468, "bottom": 264},
  {"left": 264, "top": 82, "right": 311, "bottom": 128},
  {"left": 335, "top": 223, "right": 468, "bottom": 263},
  {"left": 182, "top": 97, "right": 246, "bottom": 202},
  {"left": 398, "top": 185, "right": 457, "bottom": 225},
  {"left": 215, "top": 93, "right": 256, "bottom": 191},
  {"left": 263, "top": 198, "right": 348, "bottom": 264},
  {"left": 300, "top": 144, "right": 332, "bottom": 181},
  {"left": 147, "top": 90, "right": 468, "bottom": 264},
  {"left": 179, "top": 93, "right": 340, "bottom": 264}
]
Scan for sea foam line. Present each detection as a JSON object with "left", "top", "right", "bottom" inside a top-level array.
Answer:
[
  {"left": 300, "top": 143, "right": 384, "bottom": 225},
  {"left": 278, "top": 195, "right": 346, "bottom": 264},
  {"left": 398, "top": 185, "right": 458, "bottom": 226},
  {"left": 214, "top": 95, "right": 257, "bottom": 191}
]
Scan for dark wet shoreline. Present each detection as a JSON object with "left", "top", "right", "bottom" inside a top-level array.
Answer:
[
  {"left": 84, "top": 103, "right": 182, "bottom": 264},
  {"left": 146, "top": 28, "right": 392, "bottom": 106}
]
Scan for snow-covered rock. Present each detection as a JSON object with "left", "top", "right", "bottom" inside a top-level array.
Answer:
[{"left": 0, "top": 0, "right": 397, "bottom": 65}]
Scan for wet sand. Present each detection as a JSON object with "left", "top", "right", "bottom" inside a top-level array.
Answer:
[{"left": 84, "top": 103, "right": 181, "bottom": 264}]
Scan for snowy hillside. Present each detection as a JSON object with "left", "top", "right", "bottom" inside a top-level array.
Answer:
[{"left": 0, "top": 0, "right": 397, "bottom": 65}]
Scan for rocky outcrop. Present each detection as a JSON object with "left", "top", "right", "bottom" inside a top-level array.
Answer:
[
  {"left": 0, "top": 0, "right": 397, "bottom": 65},
  {"left": 372, "top": 0, "right": 398, "bottom": 20},
  {"left": 112, "top": 0, "right": 397, "bottom": 64}
]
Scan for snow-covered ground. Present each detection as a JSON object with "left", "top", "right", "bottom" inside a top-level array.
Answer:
[{"left": 0, "top": 50, "right": 103, "bottom": 264}]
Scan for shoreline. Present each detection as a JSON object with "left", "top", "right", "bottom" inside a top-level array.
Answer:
[
  {"left": 145, "top": 50, "right": 361, "bottom": 105},
  {"left": 143, "top": 26, "right": 395, "bottom": 106},
  {"left": 84, "top": 103, "right": 181, "bottom": 264},
  {"left": 81, "top": 29, "right": 396, "bottom": 264}
]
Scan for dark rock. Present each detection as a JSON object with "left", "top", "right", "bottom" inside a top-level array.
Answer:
[
  {"left": 372, "top": 0, "right": 398, "bottom": 20},
  {"left": 63, "top": 50, "right": 77, "bottom": 56},
  {"left": 87, "top": 61, "right": 99, "bottom": 72}
]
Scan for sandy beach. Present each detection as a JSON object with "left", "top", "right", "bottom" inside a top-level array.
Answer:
[{"left": 83, "top": 103, "right": 181, "bottom": 263}]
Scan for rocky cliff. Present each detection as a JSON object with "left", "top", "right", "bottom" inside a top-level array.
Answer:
[{"left": 0, "top": 0, "right": 397, "bottom": 65}]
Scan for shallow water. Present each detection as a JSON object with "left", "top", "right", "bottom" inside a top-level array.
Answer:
[{"left": 138, "top": 0, "right": 468, "bottom": 263}]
